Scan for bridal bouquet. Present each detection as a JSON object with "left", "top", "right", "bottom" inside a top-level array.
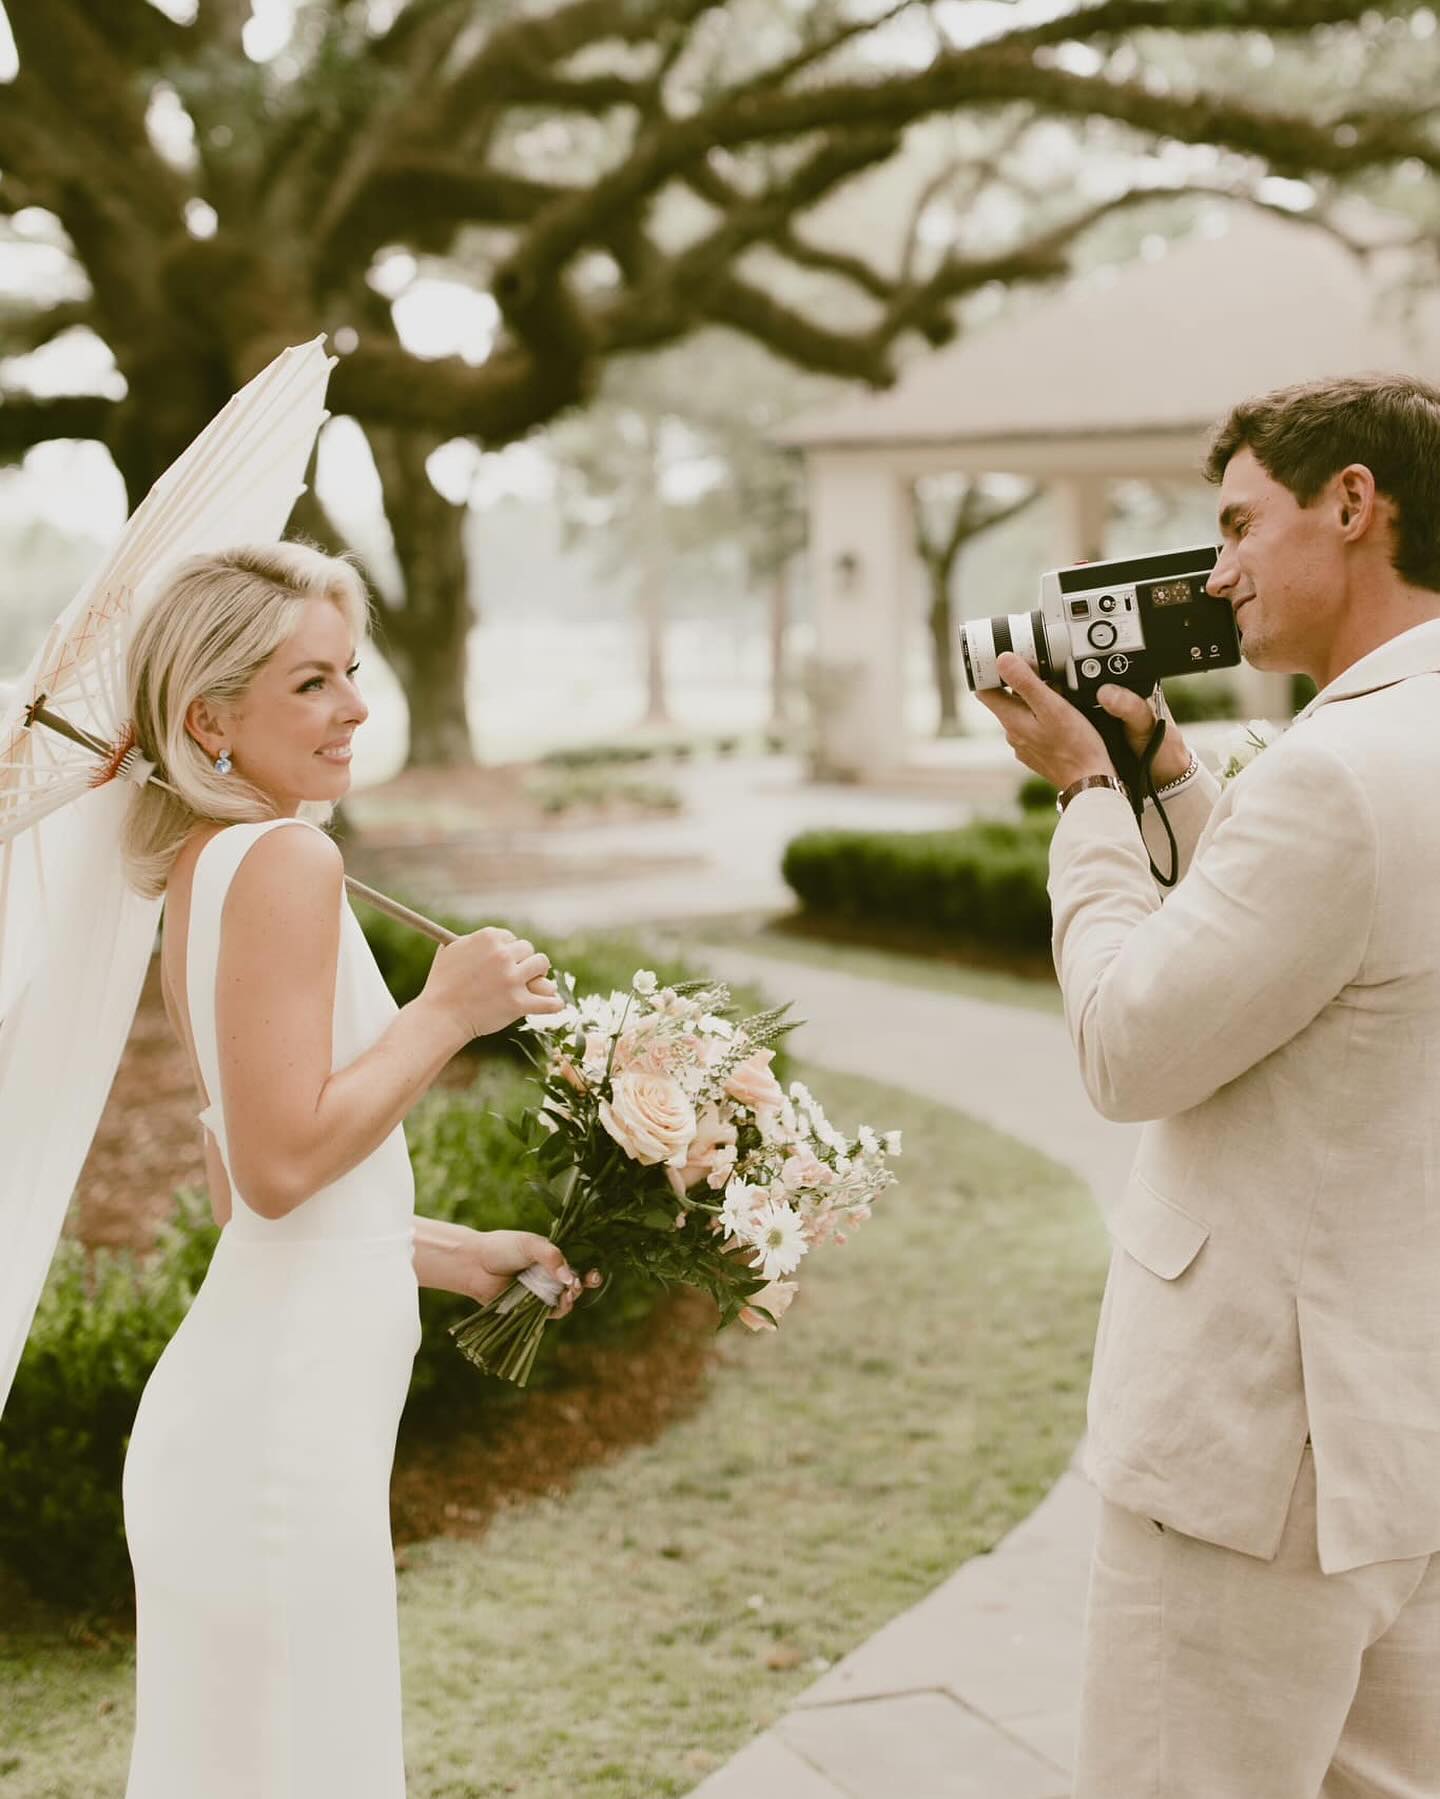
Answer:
[{"left": 450, "top": 970, "right": 901, "bottom": 1385}]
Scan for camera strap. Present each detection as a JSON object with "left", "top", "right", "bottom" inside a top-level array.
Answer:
[
  {"left": 1135, "top": 719, "right": 1180, "bottom": 889},
  {"left": 1095, "top": 704, "right": 1180, "bottom": 889}
]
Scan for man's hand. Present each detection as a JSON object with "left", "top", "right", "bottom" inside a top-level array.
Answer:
[
  {"left": 975, "top": 654, "right": 1190, "bottom": 791},
  {"left": 975, "top": 653, "right": 1118, "bottom": 791}
]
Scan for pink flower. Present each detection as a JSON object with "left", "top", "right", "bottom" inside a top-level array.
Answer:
[
  {"left": 779, "top": 1147, "right": 832, "bottom": 1192},
  {"left": 664, "top": 1105, "right": 738, "bottom": 1196},
  {"left": 599, "top": 1072, "right": 697, "bottom": 1167},
  {"left": 739, "top": 1279, "right": 799, "bottom": 1332},
  {"left": 724, "top": 1048, "right": 786, "bottom": 1114},
  {"left": 612, "top": 1017, "right": 680, "bottom": 1078}
]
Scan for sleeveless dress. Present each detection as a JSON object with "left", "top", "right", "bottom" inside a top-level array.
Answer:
[{"left": 122, "top": 818, "right": 422, "bottom": 1798}]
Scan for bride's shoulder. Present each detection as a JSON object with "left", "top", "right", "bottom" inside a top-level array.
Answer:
[{"left": 229, "top": 818, "right": 343, "bottom": 897}]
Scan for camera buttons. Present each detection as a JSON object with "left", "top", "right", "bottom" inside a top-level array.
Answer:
[
  {"left": 1068, "top": 599, "right": 1090, "bottom": 619},
  {"left": 1107, "top": 655, "right": 1131, "bottom": 674},
  {"left": 1081, "top": 658, "right": 1103, "bottom": 679},
  {"left": 1087, "top": 620, "right": 1118, "bottom": 650},
  {"left": 1098, "top": 595, "right": 1117, "bottom": 613}
]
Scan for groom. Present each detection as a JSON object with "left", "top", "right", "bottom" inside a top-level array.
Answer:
[{"left": 979, "top": 371, "right": 1440, "bottom": 1798}]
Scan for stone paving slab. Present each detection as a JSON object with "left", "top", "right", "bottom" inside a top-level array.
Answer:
[
  {"left": 778, "top": 1692, "right": 1068, "bottom": 1799},
  {"left": 690, "top": 1730, "right": 851, "bottom": 1799}
]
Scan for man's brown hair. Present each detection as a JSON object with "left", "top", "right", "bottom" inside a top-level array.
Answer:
[{"left": 1204, "top": 371, "right": 1440, "bottom": 592}]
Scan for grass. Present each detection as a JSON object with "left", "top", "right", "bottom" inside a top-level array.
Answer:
[
  {"left": 0, "top": 1065, "right": 1106, "bottom": 1798},
  {"left": 685, "top": 913, "right": 1066, "bottom": 1017}
]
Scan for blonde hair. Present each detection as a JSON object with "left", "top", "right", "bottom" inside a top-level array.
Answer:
[{"left": 121, "top": 542, "right": 371, "bottom": 898}]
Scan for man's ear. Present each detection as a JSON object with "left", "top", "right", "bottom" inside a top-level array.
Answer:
[{"left": 1335, "top": 463, "right": 1377, "bottom": 537}]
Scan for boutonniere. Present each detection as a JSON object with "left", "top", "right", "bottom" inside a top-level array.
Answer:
[{"left": 1217, "top": 718, "right": 1286, "bottom": 786}]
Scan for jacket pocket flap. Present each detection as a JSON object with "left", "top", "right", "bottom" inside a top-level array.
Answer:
[{"left": 1110, "top": 1175, "right": 1210, "bottom": 1280}]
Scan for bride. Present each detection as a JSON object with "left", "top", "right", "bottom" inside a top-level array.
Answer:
[{"left": 117, "top": 542, "right": 579, "bottom": 1797}]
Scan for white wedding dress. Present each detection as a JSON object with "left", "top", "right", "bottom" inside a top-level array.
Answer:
[{"left": 122, "top": 818, "right": 422, "bottom": 1797}]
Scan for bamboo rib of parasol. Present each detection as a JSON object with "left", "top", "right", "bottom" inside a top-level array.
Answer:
[{"left": 27, "top": 701, "right": 458, "bottom": 947}]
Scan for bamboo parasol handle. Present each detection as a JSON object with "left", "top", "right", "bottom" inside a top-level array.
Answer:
[{"left": 343, "top": 876, "right": 456, "bottom": 945}]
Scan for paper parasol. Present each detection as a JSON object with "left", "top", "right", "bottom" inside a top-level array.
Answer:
[{"left": 0, "top": 338, "right": 451, "bottom": 1421}]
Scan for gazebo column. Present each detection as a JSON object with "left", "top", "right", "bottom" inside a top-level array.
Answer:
[
  {"left": 1050, "top": 474, "right": 1108, "bottom": 565},
  {"left": 806, "top": 454, "right": 911, "bottom": 779}
]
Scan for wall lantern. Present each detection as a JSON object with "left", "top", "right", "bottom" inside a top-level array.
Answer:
[{"left": 833, "top": 549, "right": 862, "bottom": 595}]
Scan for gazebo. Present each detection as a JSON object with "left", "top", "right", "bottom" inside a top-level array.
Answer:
[{"left": 780, "top": 206, "right": 1440, "bottom": 779}]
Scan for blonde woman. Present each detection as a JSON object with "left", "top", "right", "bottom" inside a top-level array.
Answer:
[{"left": 119, "top": 544, "right": 577, "bottom": 1798}]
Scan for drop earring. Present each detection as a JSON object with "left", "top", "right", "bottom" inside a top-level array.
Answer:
[{"left": 214, "top": 749, "right": 232, "bottom": 776}]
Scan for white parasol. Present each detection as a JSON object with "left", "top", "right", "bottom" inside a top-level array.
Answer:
[{"left": 0, "top": 338, "right": 453, "bottom": 1420}]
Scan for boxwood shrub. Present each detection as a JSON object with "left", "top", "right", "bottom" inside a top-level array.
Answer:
[{"left": 781, "top": 815, "right": 1055, "bottom": 952}]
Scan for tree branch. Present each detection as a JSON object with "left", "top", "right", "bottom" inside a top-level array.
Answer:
[
  {"left": 0, "top": 298, "right": 97, "bottom": 356},
  {"left": 0, "top": 390, "right": 116, "bottom": 462}
]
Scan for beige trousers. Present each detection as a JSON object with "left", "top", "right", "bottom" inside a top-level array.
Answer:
[{"left": 1074, "top": 1449, "right": 1440, "bottom": 1798}]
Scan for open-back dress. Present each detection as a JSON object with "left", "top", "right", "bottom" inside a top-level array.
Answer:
[{"left": 122, "top": 817, "right": 421, "bottom": 1797}]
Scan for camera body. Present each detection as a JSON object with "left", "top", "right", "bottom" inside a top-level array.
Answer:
[{"left": 959, "top": 543, "right": 1239, "bottom": 715}]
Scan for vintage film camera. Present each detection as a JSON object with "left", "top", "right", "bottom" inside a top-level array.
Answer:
[{"left": 959, "top": 543, "right": 1240, "bottom": 804}]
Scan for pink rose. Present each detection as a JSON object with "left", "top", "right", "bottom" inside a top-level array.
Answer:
[
  {"left": 780, "top": 1147, "right": 832, "bottom": 1191},
  {"left": 664, "top": 1106, "right": 738, "bottom": 1196},
  {"left": 723, "top": 1048, "right": 786, "bottom": 1114},
  {"left": 599, "top": 1072, "right": 697, "bottom": 1167},
  {"left": 739, "top": 1279, "right": 799, "bottom": 1332},
  {"left": 612, "top": 1017, "right": 678, "bottom": 1078}
]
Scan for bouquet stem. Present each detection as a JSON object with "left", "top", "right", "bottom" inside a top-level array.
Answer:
[{"left": 450, "top": 1288, "right": 552, "bottom": 1386}]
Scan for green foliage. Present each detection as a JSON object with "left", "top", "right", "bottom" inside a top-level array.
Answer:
[
  {"left": 1291, "top": 672, "right": 1319, "bottom": 713},
  {"left": 0, "top": 1191, "right": 221, "bottom": 1612},
  {"left": 1159, "top": 673, "right": 1241, "bottom": 723},
  {"left": 781, "top": 817, "right": 1055, "bottom": 952},
  {"left": 1017, "top": 774, "right": 1058, "bottom": 813},
  {"left": 523, "top": 769, "right": 682, "bottom": 816}
]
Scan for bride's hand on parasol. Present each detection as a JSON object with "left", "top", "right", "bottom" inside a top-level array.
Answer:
[
  {"left": 421, "top": 926, "right": 565, "bottom": 1043},
  {"left": 461, "top": 1230, "right": 603, "bottom": 1316}
]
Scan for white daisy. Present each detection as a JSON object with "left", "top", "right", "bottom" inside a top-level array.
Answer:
[
  {"left": 883, "top": 1131, "right": 903, "bottom": 1157},
  {"left": 721, "top": 1180, "right": 765, "bottom": 1243},
  {"left": 632, "top": 969, "right": 658, "bottom": 996},
  {"left": 748, "top": 1201, "right": 809, "bottom": 1280}
]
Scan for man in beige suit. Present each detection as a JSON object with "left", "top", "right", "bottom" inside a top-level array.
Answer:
[{"left": 979, "top": 373, "right": 1440, "bottom": 1797}]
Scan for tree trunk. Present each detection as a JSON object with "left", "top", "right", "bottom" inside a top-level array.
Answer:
[
  {"left": 638, "top": 559, "right": 670, "bottom": 727},
  {"left": 387, "top": 626, "right": 474, "bottom": 765},
  {"left": 366, "top": 426, "right": 476, "bottom": 768},
  {"left": 768, "top": 559, "right": 790, "bottom": 727},
  {"left": 926, "top": 563, "right": 962, "bottom": 736}
]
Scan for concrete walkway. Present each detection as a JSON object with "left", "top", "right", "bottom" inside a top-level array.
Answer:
[{"left": 679, "top": 947, "right": 1139, "bottom": 1799}]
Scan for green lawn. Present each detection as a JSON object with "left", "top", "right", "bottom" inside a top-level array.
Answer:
[
  {"left": 0, "top": 1065, "right": 1106, "bottom": 1799},
  {"left": 684, "top": 914, "right": 1066, "bottom": 1016}
]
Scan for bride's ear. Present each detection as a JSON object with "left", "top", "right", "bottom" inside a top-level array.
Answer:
[{"left": 185, "top": 696, "right": 225, "bottom": 757}]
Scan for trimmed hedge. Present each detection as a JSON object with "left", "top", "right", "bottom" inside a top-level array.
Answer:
[
  {"left": 1159, "top": 673, "right": 1240, "bottom": 723},
  {"left": 782, "top": 815, "right": 1055, "bottom": 952}
]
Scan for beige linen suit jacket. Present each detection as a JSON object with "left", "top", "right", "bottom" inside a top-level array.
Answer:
[{"left": 1049, "top": 618, "right": 1440, "bottom": 1575}]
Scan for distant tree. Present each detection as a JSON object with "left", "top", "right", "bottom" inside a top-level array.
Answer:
[
  {"left": 2, "top": 0, "right": 1437, "bottom": 760},
  {"left": 911, "top": 475, "right": 1040, "bottom": 735}
]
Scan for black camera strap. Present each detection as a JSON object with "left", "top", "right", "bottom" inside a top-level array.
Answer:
[{"left": 1093, "top": 704, "right": 1180, "bottom": 889}]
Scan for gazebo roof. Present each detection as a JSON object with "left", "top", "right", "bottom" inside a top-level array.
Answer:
[{"left": 779, "top": 207, "right": 1440, "bottom": 452}]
